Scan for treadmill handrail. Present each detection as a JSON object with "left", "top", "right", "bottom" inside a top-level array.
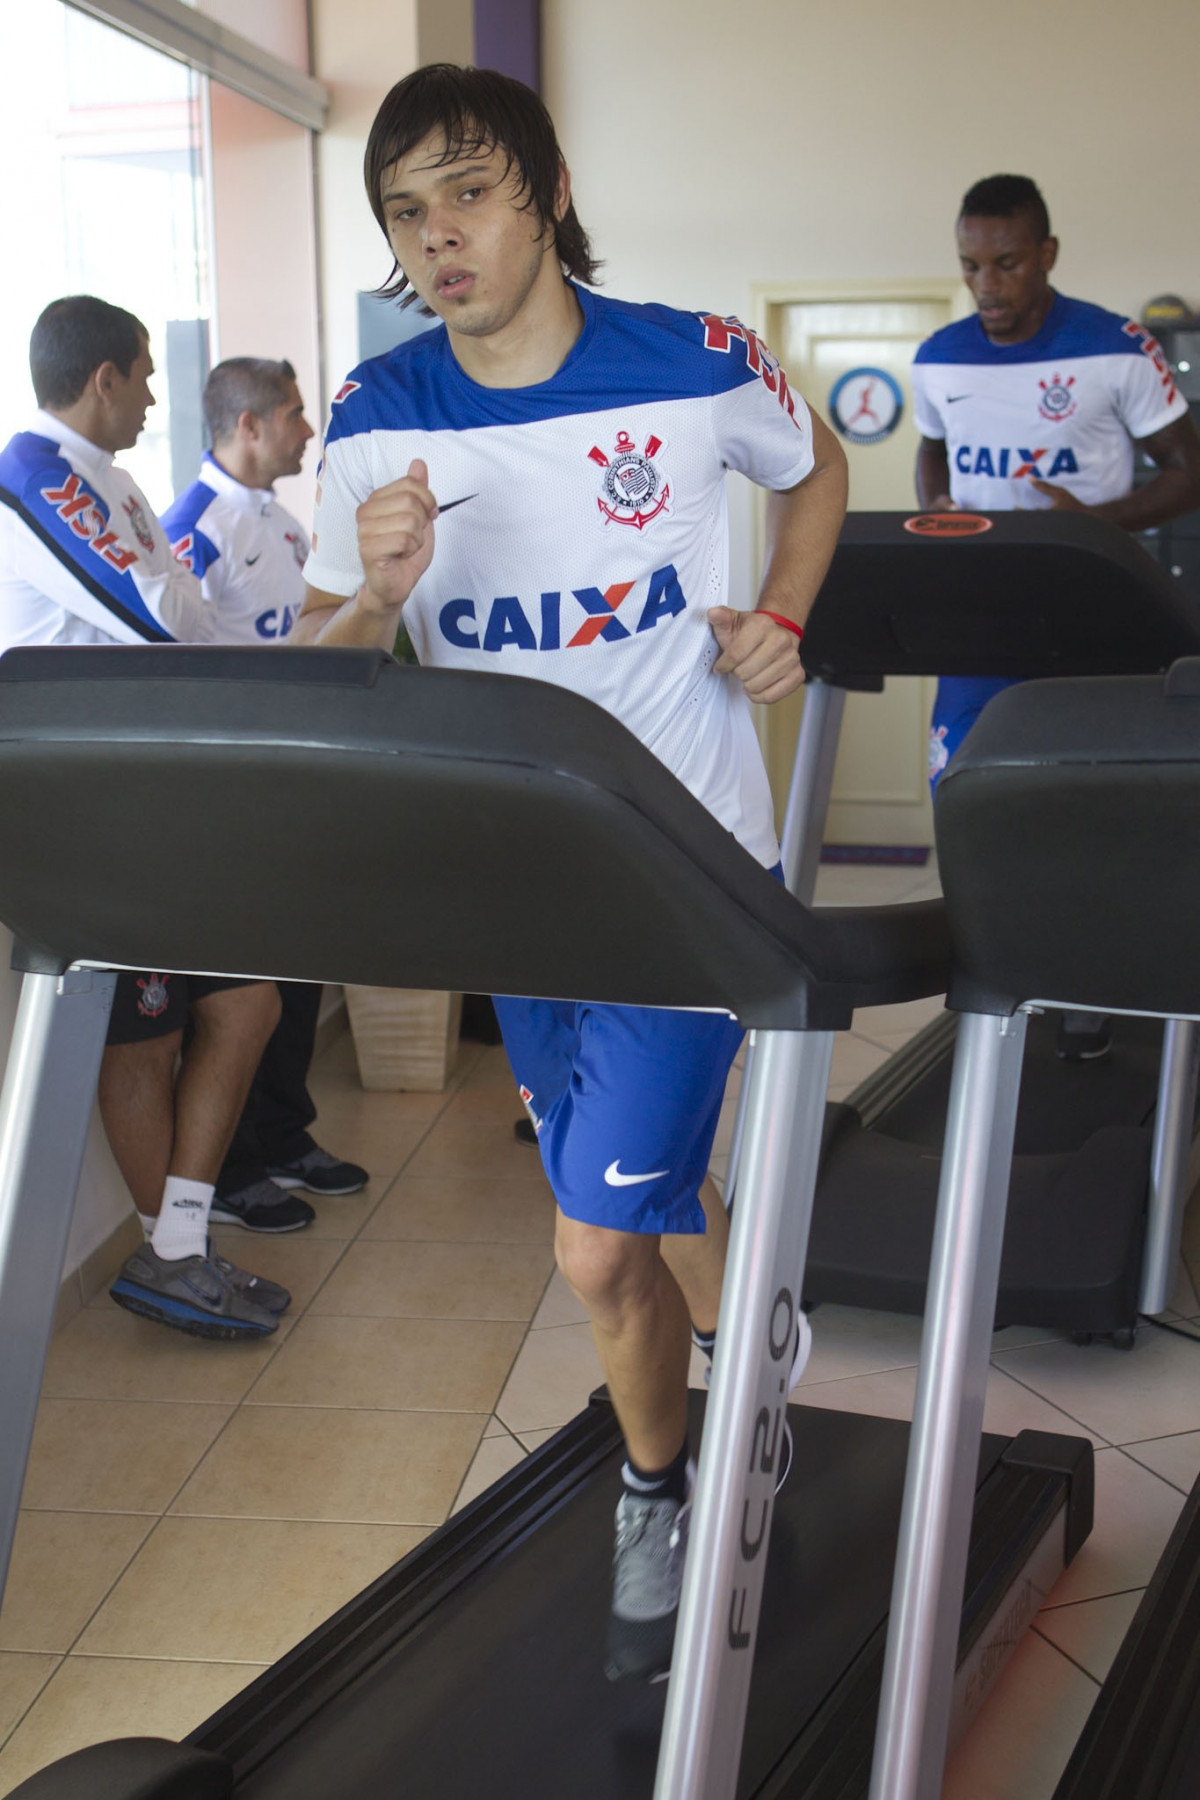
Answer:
[
  {"left": 0, "top": 646, "right": 950, "bottom": 1029},
  {"left": 802, "top": 511, "right": 1200, "bottom": 686}
]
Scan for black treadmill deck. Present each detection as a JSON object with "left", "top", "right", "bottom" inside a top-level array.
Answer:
[
  {"left": 192, "top": 1395, "right": 1089, "bottom": 1800},
  {"left": 808, "top": 1010, "right": 1171, "bottom": 1333}
]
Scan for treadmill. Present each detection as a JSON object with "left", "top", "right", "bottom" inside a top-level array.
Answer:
[
  {"left": 735, "top": 511, "right": 1200, "bottom": 1344},
  {"left": 0, "top": 646, "right": 1090, "bottom": 1800},
  {"left": 873, "top": 658, "right": 1200, "bottom": 1800}
]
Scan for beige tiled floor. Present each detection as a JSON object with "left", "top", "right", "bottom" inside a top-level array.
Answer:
[{"left": 1, "top": 855, "right": 1199, "bottom": 1795}]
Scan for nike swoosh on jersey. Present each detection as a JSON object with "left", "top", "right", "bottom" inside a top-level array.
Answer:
[
  {"left": 945, "top": 394, "right": 972, "bottom": 404},
  {"left": 245, "top": 553, "right": 261, "bottom": 564},
  {"left": 604, "top": 1160, "right": 669, "bottom": 1187},
  {"left": 437, "top": 493, "right": 477, "bottom": 514}
]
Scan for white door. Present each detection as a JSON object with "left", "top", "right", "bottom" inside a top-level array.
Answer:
[{"left": 760, "top": 290, "right": 959, "bottom": 847}]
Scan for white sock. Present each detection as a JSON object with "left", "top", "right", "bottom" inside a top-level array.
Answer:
[
  {"left": 139, "top": 1213, "right": 156, "bottom": 1239},
  {"left": 150, "top": 1177, "right": 213, "bottom": 1262}
]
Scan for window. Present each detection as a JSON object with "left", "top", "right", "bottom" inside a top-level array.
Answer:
[{"left": 0, "top": 0, "right": 320, "bottom": 524}]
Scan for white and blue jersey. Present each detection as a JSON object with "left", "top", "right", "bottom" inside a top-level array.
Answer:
[
  {"left": 161, "top": 453, "right": 309, "bottom": 645},
  {"left": 912, "top": 293, "right": 1186, "bottom": 511},
  {"left": 913, "top": 295, "right": 1187, "bottom": 782},
  {"left": 0, "top": 411, "right": 211, "bottom": 651},
  {"left": 307, "top": 284, "right": 816, "bottom": 869}
]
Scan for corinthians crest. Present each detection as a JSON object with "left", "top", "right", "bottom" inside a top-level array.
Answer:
[
  {"left": 122, "top": 495, "right": 155, "bottom": 551},
  {"left": 1037, "top": 372, "right": 1077, "bottom": 424},
  {"left": 587, "top": 431, "right": 670, "bottom": 529}
]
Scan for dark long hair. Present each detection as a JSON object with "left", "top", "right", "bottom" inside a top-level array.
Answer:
[{"left": 364, "top": 63, "right": 599, "bottom": 307}]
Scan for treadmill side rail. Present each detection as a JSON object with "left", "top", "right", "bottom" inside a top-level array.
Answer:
[
  {"left": 0, "top": 970, "right": 115, "bottom": 1598},
  {"left": 869, "top": 1009, "right": 1028, "bottom": 1800},
  {"left": 656, "top": 1027, "right": 835, "bottom": 1800}
]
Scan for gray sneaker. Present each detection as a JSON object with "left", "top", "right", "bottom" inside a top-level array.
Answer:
[
  {"left": 209, "top": 1179, "right": 314, "bottom": 1234},
  {"left": 207, "top": 1241, "right": 291, "bottom": 1314},
  {"left": 604, "top": 1462, "right": 696, "bottom": 1683},
  {"left": 110, "top": 1244, "right": 278, "bottom": 1340}
]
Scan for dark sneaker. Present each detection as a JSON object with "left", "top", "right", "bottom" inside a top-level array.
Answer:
[
  {"left": 208, "top": 1241, "right": 291, "bottom": 1314},
  {"left": 1056, "top": 1012, "right": 1113, "bottom": 1062},
  {"left": 513, "top": 1117, "right": 538, "bottom": 1147},
  {"left": 110, "top": 1244, "right": 278, "bottom": 1340},
  {"left": 209, "top": 1180, "right": 315, "bottom": 1233},
  {"left": 265, "top": 1145, "right": 368, "bottom": 1196},
  {"left": 604, "top": 1462, "right": 696, "bottom": 1684}
]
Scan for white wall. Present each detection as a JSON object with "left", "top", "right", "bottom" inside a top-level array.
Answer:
[
  {"left": 309, "top": 0, "right": 473, "bottom": 407},
  {"left": 545, "top": 0, "right": 1200, "bottom": 317},
  {"left": 310, "top": 0, "right": 420, "bottom": 406},
  {"left": 206, "top": 81, "right": 322, "bottom": 525},
  {"left": 545, "top": 0, "right": 1200, "bottom": 597}
]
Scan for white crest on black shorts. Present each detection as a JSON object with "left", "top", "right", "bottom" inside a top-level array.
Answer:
[
  {"left": 136, "top": 974, "right": 171, "bottom": 1018},
  {"left": 587, "top": 431, "right": 671, "bottom": 530}
]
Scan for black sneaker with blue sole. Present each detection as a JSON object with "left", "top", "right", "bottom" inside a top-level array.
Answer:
[{"left": 110, "top": 1244, "right": 278, "bottom": 1340}]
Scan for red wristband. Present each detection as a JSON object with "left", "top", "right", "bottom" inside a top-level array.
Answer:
[{"left": 758, "top": 609, "right": 805, "bottom": 642}]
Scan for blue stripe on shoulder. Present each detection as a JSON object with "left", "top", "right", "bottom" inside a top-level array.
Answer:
[
  {"left": 0, "top": 431, "right": 174, "bottom": 641},
  {"left": 161, "top": 481, "right": 222, "bottom": 576},
  {"left": 323, "top": 287, "right": 768, "bottom": 442},
  {"left": 915, "top": 294, "right": 1147, "bottom": 366}
]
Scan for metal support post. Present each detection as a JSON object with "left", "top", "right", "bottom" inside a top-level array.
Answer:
[
  {"left": 724, "top": 681, "right": 845, "bottom": 1207},
  {"left": 1139, "top": 1017, "right": 1200, "bottom": 1316},
  {"left": 655, "top": 1026, "right": 835, "bottom": 1800},
  {"left": 868, "top": 1008, "right": 1028, "bottom": 1800},
  {"left": 0, "top": 969, "right": 116, "bottom": 1601}
]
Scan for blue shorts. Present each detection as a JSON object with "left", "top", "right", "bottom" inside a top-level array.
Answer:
[
  {"left": 492, "top": 996, "right": 744, "bottom": 1236},
  {"left": 929, "top": 675, "right": 1021, "bottom": 791}
]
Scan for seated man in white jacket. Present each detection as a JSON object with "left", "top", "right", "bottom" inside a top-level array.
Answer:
[
  {"left": 162, "top": 357, "right": 369, "bottom": 1216},
  {"left": 0, "top": 294, "right": 309, "bottom": 1340}
]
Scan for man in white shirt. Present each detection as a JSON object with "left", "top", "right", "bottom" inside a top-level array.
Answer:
[
  {"left": 162, "top": 359, "right": 369, "bottom": 1213},
  {"left": 293, "top": 64, "right": 848, "bottom": 1682},
  {"left": 0, "top": 295, "right": 311, "bottom": 1340},
  {"left": 162, "top": 357, "right": 313, "bottom": 644},
  {"left": 912, "top": 173, "right": 1200, "bottom": 784},
  {"left": 911, "top": 174, "right": 1200, "bottom": 1059}
]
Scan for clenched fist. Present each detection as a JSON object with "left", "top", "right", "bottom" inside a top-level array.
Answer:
[{"left": 356, "top": 458, "right": 438, "bottom": 612}]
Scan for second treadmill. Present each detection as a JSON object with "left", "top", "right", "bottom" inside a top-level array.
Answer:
[{"left": 783, "top": 511, "right": 1200, "bottom": 1341}]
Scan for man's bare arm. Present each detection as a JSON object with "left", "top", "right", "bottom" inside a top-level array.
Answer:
[
  {"left": 1033, "top": 414, "right": 1200, "bottom": 529},
  {"left": 291, "top": 459, "right": 437, "bottom": 647},
  {"left": 915, "top": 436, "right": 955, "bottom": 510},
  {"left": 708, "top": 409, "right": 849, "bottom": 705}
]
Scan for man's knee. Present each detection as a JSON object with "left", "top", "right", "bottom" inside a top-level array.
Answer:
[
  {"left": 556, "top": 1215, "right": 661, "bottom": 1318},
  {"left": 190, "top": 980, "right": 281, "bottom": 1050}
]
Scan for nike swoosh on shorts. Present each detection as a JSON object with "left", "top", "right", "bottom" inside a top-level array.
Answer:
[{"left": 604, "top": 1160, "right": 669, "bottom": 1187}]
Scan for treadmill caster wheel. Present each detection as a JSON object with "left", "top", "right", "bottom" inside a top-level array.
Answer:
[{"left": 1111, "top": 1325, "right": 1138, "bottom": 1351}]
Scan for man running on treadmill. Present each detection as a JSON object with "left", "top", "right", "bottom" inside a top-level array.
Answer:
[
  {"left": 912, "top": 173, "right": 1200, "bottom": 1058},
  {"left": 294, "top": 63, "right": 848, "bottom": 1682}
]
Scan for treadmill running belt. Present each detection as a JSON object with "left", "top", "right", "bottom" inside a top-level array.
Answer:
[{"left": 195, "top": 1400, "right": 1020, "bottom": 1800}]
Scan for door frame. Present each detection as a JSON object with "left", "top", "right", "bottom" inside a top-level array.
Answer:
[{"left": 747, "top": 278, "right": 967, "bottom": 832}]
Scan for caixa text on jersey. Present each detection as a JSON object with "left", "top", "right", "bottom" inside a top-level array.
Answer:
[{"left": 438, "top": 564, "right": 687, "bottom": 652}]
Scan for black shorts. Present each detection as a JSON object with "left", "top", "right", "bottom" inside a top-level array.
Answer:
[{"left": 105, "top": 973, "right": 260, "bottom": 1045}]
